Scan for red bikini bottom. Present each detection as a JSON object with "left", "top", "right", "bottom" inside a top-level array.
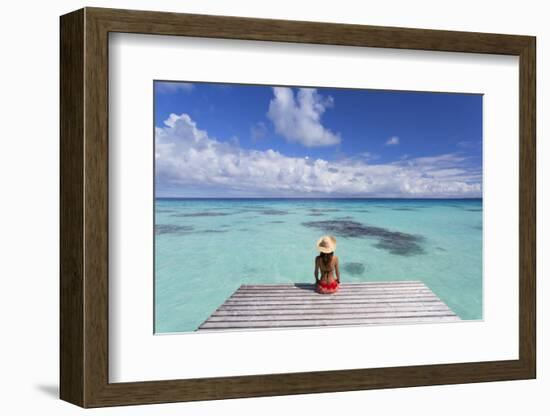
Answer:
[{"left": 316, "top": 280, "right": 339, "bottom": 294}]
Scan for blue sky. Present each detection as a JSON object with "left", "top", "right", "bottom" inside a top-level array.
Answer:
[{"left": 154, "top": 81, "right": 482, "bottom": 198}]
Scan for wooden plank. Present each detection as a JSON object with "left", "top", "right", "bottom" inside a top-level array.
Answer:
[
  {"left": 197, "top": 281, "right": 460, "bottom": 331},
  {"left": 223, "top": 295, "right": 440, "bottom": 304},
  {"left": 241, "top": 282, "right": 424, "bottom": 289},
  {"left": 241, "top": 282, "right": 425, "bottom": 288},
  {"left": 221, "top": 298, "right": 442, "bottom": 307},
  {"left": 228, "top": 287, "right": 437, "bottom": 298},
  {"left": 229, "top": 290, "right": 434, "bottom": 299},
  {"left": 218, "top": 302, "right": 451, "bottom": 312},
  {"left": 231, "top": 290, "right": 433, "bottom": 299},
  {"left": 215, "top": 305, "right": 453, "bottom": 316},
  {"left": 199, "top": 315, "right": 462, "bottom": 330},
  {"left": 236, "top": 287, "right": 428, "bottom": 294},
  {"left": 234, "top": 285, "right": 432, "bottom": 292},
  {"left": 206, "top": 310, "right": 456, "bottom": 322},
  {"left": 242, "top": 281, "right": 424, "bottom": 286}
]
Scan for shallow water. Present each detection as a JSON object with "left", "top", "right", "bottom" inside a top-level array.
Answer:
[{"left": 154, "top": 198, "right": 482, "bottom": 333}]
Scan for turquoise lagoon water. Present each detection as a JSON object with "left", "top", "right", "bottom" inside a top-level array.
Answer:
[{"left": 154, "top": 198, "right": 483, "bottom": 333}]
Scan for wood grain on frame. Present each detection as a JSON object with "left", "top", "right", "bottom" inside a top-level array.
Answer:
[
  {"left": 60, "top": 8, "right": 85, "bottom": 407},
  {"left": 60, "top": 7, "right": 536, "bottom": 408}
]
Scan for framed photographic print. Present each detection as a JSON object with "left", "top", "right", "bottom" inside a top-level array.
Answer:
[{"left": 60, "top": 7, "right": 536, "bottom": 408}]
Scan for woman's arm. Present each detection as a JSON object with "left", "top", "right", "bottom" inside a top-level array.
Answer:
[
  {"left": 314, "top": 257, "right": 320, "bottom": 284},
  {"left": 335, "top": 256, "right": 341, "bottom": 283}
]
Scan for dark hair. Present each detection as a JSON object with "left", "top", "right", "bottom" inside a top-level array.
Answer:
[{"left": 320, "top": 251, "right": 334, "bottom": 268}]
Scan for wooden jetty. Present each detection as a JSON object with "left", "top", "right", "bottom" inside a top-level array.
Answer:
[{"left": 197, "top": 281, "right": 460, "bottom": 331}]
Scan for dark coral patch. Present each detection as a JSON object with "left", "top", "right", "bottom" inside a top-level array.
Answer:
[
  {"left": 260, "top": 209, "right": 289, "bottom": 215},
  {"left": 172, "top": 212, "right": 230, "bottom": 217},
  {"left": 343, "top": 262, "right": 366, "bottom": 275},
  {"left": 302, "top": 220, "right": 425, "bottom": 256},
  {"left": 155, "top": 224, "right": 194, "bottom": 235}
]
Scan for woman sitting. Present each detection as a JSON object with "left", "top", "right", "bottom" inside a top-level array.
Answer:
[{"left": 314, "top": 235, "right": 340, "bottom": 294}]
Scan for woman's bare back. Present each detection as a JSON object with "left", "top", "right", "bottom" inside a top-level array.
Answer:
[{"left": 316, "top": 255, "right": 340, "bottom": 284}]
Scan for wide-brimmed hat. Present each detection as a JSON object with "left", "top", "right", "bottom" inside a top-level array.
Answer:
[{"left": 316, "top": 235, "right": 336, "bottom": 253}]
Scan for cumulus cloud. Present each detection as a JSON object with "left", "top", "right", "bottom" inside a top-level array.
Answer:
[
  {"left": 156, "top": 113, "right": 481, "bottom": 198},
  {"left": 266, "top": 87, "right": 341, "bottom": 147},
  {"left": 155, "top": 82, "right": 194, "bottom": 94},
  {"left": 386, "top": 136, "right": 400, "bottom": 146}
]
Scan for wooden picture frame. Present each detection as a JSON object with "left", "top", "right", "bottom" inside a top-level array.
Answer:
[{"left": 60, "top": 7, "right": 536, "bottom": 408}]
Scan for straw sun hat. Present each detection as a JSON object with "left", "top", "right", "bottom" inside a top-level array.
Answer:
[{"left": 316, "top": 235, "right": 337, "bottom": 254}]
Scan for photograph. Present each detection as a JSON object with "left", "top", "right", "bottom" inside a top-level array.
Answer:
[
  {"left": 52, "top": 4, "right": 538, "bottom": 409},
  {"left": 154, "top": 81, "right": 483, "bottom": 333}
]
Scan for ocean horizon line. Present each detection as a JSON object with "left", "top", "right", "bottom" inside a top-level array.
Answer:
[{"left": 155, "top": 196, "right": 483, "bottom": 201}]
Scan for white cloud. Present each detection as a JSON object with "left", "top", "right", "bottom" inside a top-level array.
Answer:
[
  {"left": 457, "top": 140, "right": 481, "bottom": 149},
  {"left": 358, "top": 152, "right": 379, "bottom": 161},
  {"left": 155, "top": 82, "right": 194, "bottom": 94},
  {"left": 156, "top": 113, "right": 481, "bottom": 198},
  {"left": 266, "top": 87, "right": 341, "bottom": 147},
  {"left": 250, "top": 121, "right": 268, "bottom": 141},
  {"left": 386, "top": 136, "right": 400, "bottom": 146}
]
